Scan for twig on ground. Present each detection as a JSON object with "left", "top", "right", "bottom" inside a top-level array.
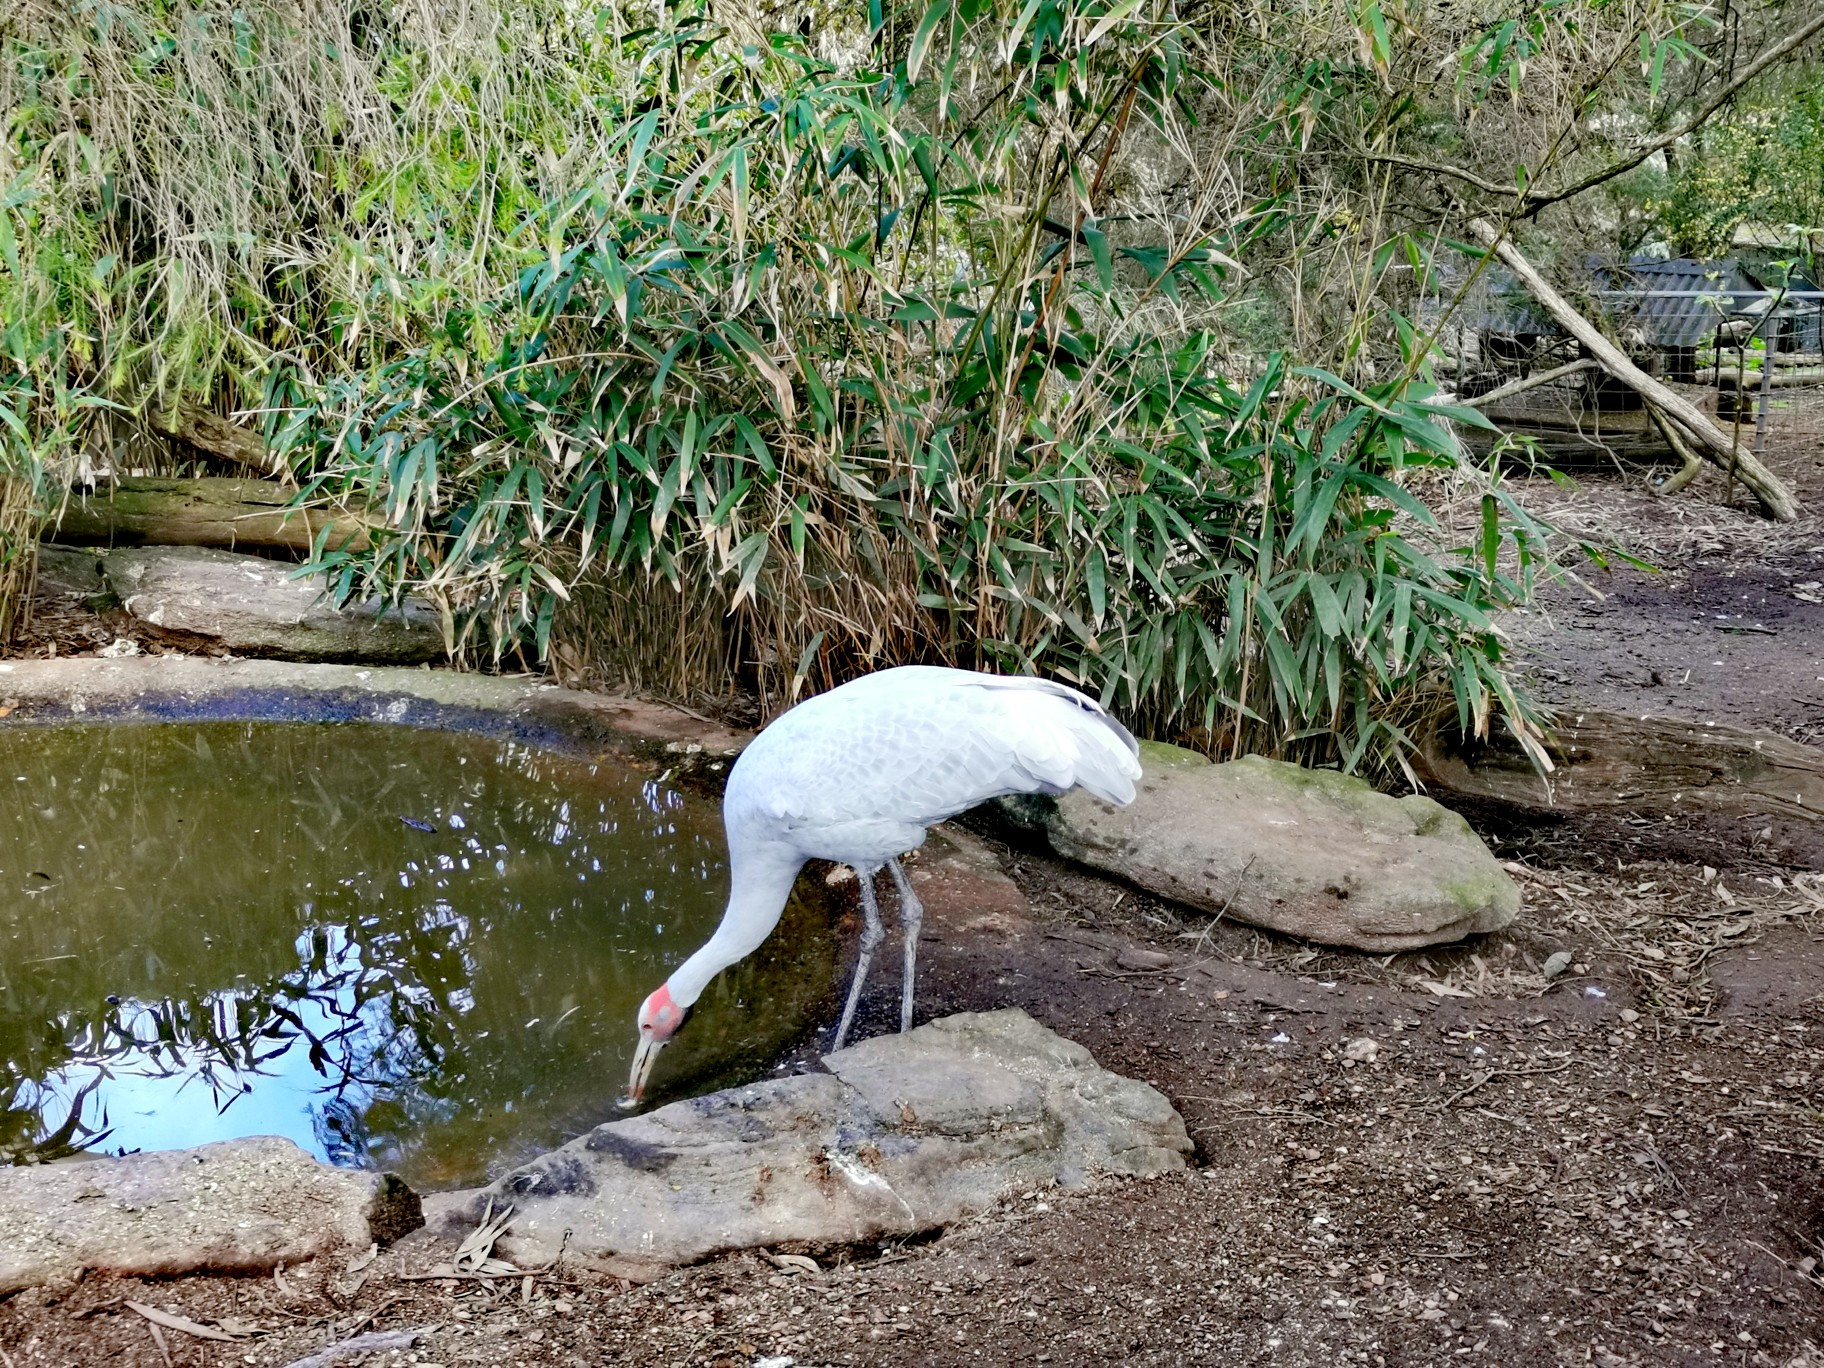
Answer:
[{"left": 126, "top": 1301, "right": 252, "bottom": 1343}]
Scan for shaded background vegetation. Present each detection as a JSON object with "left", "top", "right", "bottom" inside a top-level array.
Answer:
[{"left": 3, "top": 0, "right": 1818, "bottom": 772}]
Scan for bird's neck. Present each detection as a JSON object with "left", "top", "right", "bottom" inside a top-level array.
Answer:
[{"left": 666, "top": 842, "right": 807, "bottom": 1008}]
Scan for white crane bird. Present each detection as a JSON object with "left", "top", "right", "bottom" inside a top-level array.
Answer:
[{"left": 624, "top": 666, "right": 1142, "bottom": 1105}]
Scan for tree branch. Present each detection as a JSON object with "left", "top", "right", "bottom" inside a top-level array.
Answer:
[
  {"left": 1361, "top": 10, "right": 1824, "bottom": 216},
  {"left": 1645, "top": 404, "right": 1705, "bottom": 495},
  {"left": 1354, "top": 150, "right": 1518, "bottom": 201},
  {"left": 1523, "top": 7, "right": 1824, "bottom": 213},
  {"left": 1456, "top": 357, "right": 1600, "bottom": 408},
  {"left": 147, "top": 406, "right": 287, "bottom": 480},
  {"left": 1465, "top": 218, "right": 1798, "bottom": 520}
]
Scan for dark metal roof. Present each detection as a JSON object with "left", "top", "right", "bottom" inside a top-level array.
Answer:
[
  {"left": 1439, "top": 255, "right": 1823, "bottom": 349},
  {"left": 1592, "top": 258, "right": 1763, "bottom": 347},
  {"left": 1448, "top": 268, "right": 1556, "bottom": 335}
]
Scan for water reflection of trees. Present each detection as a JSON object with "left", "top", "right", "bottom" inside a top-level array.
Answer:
[
  {"left": 2, "top": 922, "right": 456, "bottom": 1167},
  {"left": 0, "top": 722, "right": 835, "bottom": 1187}
]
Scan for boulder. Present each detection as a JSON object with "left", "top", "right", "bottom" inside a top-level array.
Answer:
[
  {"left": 434, "top": 1009, "right": 1189, "bottom": 1270},
  {"left": 32, "top": 545, "right": 110, "bottom": 602},
  {"left": 103, "top": 545, "right": 441, "bottom": 663},
  {"left": 0, "top": 1137, "right": 422, "bottom": 1293},
  {"left": 1135, "top": 739, "right": 1213, "bottom": 772},
  {"left": 1047, "top": 753, "right": 1519, "bottom": 951}
]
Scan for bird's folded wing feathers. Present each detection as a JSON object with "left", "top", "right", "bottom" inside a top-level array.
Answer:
[{"left": 727, "top": 667, "right": 1143, "bottom": 843}]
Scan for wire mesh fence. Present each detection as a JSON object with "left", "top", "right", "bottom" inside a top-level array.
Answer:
[{"left": 1442, "top": 287, "right": 1824, "bottom": 473}]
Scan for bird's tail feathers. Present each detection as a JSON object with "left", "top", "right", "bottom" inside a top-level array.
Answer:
[
  {"left": 1060, "top": 705, "right": 1143, "bottom": 806},
  {"left": 983, "top": 676, "right": 1143, "bottom": 807}
]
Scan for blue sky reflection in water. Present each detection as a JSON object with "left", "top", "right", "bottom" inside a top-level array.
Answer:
[{"left": 0, "top": 722, "right": 833, "bottom": 1189}]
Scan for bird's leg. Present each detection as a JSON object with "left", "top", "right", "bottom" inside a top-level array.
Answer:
[
  {"left": 832, "top": 869, "right": 887, "bottom": 1052},
  {"left": 886, "top": 857, "right": 924, "bottom": 1033}
]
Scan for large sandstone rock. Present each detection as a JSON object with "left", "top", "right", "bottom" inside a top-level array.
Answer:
[
  {"left": 0, "top": 1137, "right": 422, "bottom": 1292},
  {"left": 1048, "top": 752, "right": 1519, "bottom": 951},
  {"left": 103, "top": 546, "right": 441, "bottom": 663},
  {"left": 435, "top": 1009, "right": 1189, "bottom": 1270}
]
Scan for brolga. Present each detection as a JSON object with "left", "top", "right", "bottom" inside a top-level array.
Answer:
[{"left": 623, "top": 665, "right": 1143, "bottom": 1105}]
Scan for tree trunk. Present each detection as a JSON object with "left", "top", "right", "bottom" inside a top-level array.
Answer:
[
  {"left": 1714, "top": 366, "right": 1824, "bottom": 390},
  {"left": 1465, "top": 219, "right": 1800, "bottom": 521},
  {"left": 48, "top": 478, "right": 371, "bottom": 557}
]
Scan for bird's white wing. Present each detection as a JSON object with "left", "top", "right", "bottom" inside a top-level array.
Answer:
[{"left": 724, "top": 667, "right": 1142, "bottom": 865}]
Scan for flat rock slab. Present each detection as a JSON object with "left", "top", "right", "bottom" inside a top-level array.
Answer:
[
  {"left": 103, "top": 545, "right": 441, "bottom": 664},
  {"left": 0, "top": 656, "right": 754, "bottom": 793},
  {"left": 434, "top": 1009, "right": 1189, "bottom": 1270},
  {"left": 0, "top": 1138, "right": 422, "bottom": 1293},
  {"left": 1048, "top": 753, "right": 1520, "bottom": 951}
]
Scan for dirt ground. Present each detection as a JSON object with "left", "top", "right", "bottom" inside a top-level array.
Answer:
[
  {"left": 1505, "top": 480, "right": 1824, "bottom": 749},
  {"left": 7, "top": 444, "right": 1824, "bottom": 1367}
]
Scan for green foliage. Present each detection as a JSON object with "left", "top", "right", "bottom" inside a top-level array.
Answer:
[
  {"left": 0, "top": 205, "right": 114, "bottom": 637},
  {"left": 0, "top": 0, "right": 723, "bottom": 635},
  {"left": 1646, "top": 80, "right": 1824, "bottom": 260},
  {"left": 0, "top": 0, "right": 1637, "bottom": 769},
  {"left": 278, "top": 0, "right": 1561, "bottom": 772}
]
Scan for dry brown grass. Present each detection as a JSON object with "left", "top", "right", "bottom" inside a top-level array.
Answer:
[{"left": 0, "top": 476, "right": 36, "bottom": 643}]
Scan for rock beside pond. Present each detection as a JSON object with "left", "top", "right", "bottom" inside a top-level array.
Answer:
[
  {"left": 433, "top": 1009, "right": 1189, "bottom": 1271},
  {"left": 103, "top": 545, "right": 442, "bottom": 663},
  {"left": 1047, "top": 753, "right": 1520, "bottom": 951},
  {"left": 0, "top": 1138, "right": 422, "bottom": 1293}
]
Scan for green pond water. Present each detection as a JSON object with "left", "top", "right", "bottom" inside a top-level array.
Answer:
[{"left": 0, "top": 721, "right": 835, "bottom": 1190}]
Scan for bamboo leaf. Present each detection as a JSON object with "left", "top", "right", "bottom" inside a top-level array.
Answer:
[
  {"left": 1083, "top": 0, "right": 1146, "bottom": 48},
  {"left": 1306, "top": 573, "right": 1343, "bottom": 638},
  {"left": 1081, "top": 222, "right": 1114, "bottom": 291},
  {"left": 907, "top": 0, "right": 950, "bottom": 81}
]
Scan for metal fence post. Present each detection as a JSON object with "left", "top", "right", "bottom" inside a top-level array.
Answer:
[{"left": 1755, "top": 313, "right": 1777, "bottom": 454}]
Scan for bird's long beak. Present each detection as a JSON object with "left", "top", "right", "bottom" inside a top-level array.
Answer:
[{"left": 621, "top": 1037, "right": 664, "bottom": 1109}]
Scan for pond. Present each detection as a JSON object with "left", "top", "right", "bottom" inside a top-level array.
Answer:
[{"left": 0, "top": 721, "right": 835, "bottom": 1190}]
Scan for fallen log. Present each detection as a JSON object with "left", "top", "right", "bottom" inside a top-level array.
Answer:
[
  {"left": 1416, "top": 707, "right": 1824, "bottom": 822},
  {"left": 1460, "top": 405, "right": 1684, "bottom": 467},
  {"left": 147, "top": 406, "right": 284, "bottom": 478},
  {"left": 1714, "top": 366, "right": 1824, "bottom": 390},
  {"left": 48, "top": 478, "right": 371, "bottom": 557},
  {"left": 1474, "top": 407, "right": 1665, "bottom": 434},
  {"left": 1465, "top": 219, "right": 1800, "bottom": 521}
]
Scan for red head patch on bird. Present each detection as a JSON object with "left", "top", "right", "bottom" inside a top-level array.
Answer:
[{"left": 638, "top": 983, "right": 686, "bottom": 1041}]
